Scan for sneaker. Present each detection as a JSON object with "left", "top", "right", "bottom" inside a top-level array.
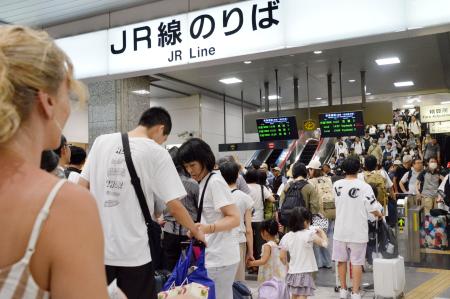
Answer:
[
  {"left": 351, "top": 292, "right": 361, "bottom": 299},
  {"left": 339, "top": 288, "right": 349, "bottom": 299}
]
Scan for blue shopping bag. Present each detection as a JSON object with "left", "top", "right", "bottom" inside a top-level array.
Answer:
[{"left": 163, "top": 241, "right": 216, "bottom": 299}]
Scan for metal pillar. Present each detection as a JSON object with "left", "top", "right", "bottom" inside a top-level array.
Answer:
[
  {"left": 327, "top": 73, "right": 333, "bottom": 106},
  {"left": 294, "top": 77, "right": 299, "bottom": 108},
  {"left": 339, "top": 60, "right": 343, "bottom": 105},
  {"left": 241, "top": 90, "right": 244, "bottom": 143},
  {"left": 223, "top": 94, "right": 226, "bottom": 143},
  {"left": 361, "top": 70, "right": 367, "bottom": 108}
]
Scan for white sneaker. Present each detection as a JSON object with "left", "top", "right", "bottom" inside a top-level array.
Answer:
[
  {"left": 351, "top": 292, "right": 362, "bottom": 299},
  {"left": 339, "top": 288, "right": 349, "bottom": 299}
]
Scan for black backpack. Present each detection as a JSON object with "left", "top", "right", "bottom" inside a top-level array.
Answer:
[{"left": 279, "top": 180, "right": 308, "bottom": 226}]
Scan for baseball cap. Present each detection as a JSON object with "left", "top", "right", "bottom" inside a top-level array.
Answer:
[
  {"left": 393, "top": 160, "right": 402, "bottom": 166},
  {"left": 402, "top": 155, "right": 413, "bottom": 163},
  {"left": 306, "top": 160, "right": 322, "bottom": 170},
  {"left": 273, "top": 167, "right": 281, "bottom": 172}
]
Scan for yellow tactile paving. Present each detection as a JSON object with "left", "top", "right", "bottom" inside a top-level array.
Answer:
[
  {"left": 406, "top": 268, "right": 450, "bottom": 299},
  {"left": 420, "top": 248, "right": 450, "bottom": 255}
]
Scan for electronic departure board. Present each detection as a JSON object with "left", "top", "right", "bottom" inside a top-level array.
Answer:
[
  {"left": 319, "top": 111, "right": 365, "bottom": 137},
  {"left": 256, "top": 116, "right": 298, "bottom": 141}
]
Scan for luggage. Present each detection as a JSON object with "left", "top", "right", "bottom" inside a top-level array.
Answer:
[
  {"left": 420, "top": 214, "right": 449, "bottom": 250},
  {"left": 257, "top": 277, "right": 289, "bottom": 299},
  {"left": 373, "top": 219, "right": 405, "bottom": 299},
  {"left": 155, "top": 269, "right": 172, "bottom": 294},
  {"left": 373, "top": 256, "right": 405, "bottom": 299},
  {"left": 233, "top": 281, "right": 252, "bottom": 299}
]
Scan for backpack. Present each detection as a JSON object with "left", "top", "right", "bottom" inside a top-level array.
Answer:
[
  {"left": 258, "top": 278, "right": 289, "bottom": 299},
  {"left": 364, "top": 171, "right": 388, "bottom": 208},
  {"left": 233, "top": 281, "right": 252, "bottom": 299},
  {"left": 262, "top": 185, "right": 276, "bottom": 220},
  {"left": 310, "top": 177, "right": 335, "bottom": 220},
  {"left": 279, "top": 180, "right": 307, "bottom": 226}
]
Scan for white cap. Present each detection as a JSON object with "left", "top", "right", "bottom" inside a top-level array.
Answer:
[
  {"left": 306, "top": 160, "right": 322, "bottom": 170},
  {"left": 393, "top": 160, "right": 402, "bottom": 166}
]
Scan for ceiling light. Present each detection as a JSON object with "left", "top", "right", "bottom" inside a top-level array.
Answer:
[
  {"left": 366, "top": 92, "right": 371, "bottom": 96},
  {"left": 268, "top": 95, "right": 282, "bottom": 100},
  {"left": 348, "top": 79, "right": 356, "bottom": 83},
  {"left": 243, "top": 61, "right": 252, "bottom": 64},
  {"left": 441, "top": 101, "right": 450, "bottom": 104},
  {"left": 394, "top": 81, "right": 414, "bottom": 87},
  {"left": 376, "top": 57, "right": 400, "bottom": 65},
  {"left": 314, "top": 50, "right": 322, "bottom": 54},
  {"left": 132, "top": 89, "right": 150, "bottom": 95},
  {"left": 219, "top": 77, "right": 242, "bottom": 84},
  {"left": 403, "top": 104, "right": 415, "bottom": 108},
  {"left": 315, "top": 97, "right": 322, "bottom": 100}
]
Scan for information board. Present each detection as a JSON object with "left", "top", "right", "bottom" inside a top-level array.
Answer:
[
  {"left": 319, "top": 111, "right": 365, "bottom": 137},
  {"left": 256, "top": 117, "right": 298, "bottom": 141}
]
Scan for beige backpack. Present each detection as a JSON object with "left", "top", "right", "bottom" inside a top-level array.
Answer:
[{"left": 310, "top": 176, "right": 335, "bottom": 220}]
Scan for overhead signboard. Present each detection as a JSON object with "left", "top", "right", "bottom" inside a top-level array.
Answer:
[
  {"left": 429, "top": 121, "right": 450, "bottom": 134},
  {"left": 420, "top": 104, "right": 450, "bottom": 123},
  {"left": 56, "top": 0, "right": 450, "bottom": 79},
  {"left": 256, "top": 116, "right": 298, "bottom": 141},
  {"left": 218, "top": 140, "right": 290, "bottom": 152},
  {"left": 319, "top": 111, "right": 365, "bottom": 137}
]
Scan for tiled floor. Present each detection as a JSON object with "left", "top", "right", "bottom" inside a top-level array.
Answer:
[{"left": 245, "top": 266, "right": 450, "bottom": 299}]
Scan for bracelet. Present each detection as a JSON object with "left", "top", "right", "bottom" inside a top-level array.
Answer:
[
  {"left": 209, "top": 224, "right": 212, "bottom": 234},
  {"left": 212, "top": 223, "right": 216, "bottom": 233}
]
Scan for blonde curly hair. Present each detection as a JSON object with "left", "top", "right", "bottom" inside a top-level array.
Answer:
[{"left": 0, "top": 25, "right": 86, "bottom": 144}]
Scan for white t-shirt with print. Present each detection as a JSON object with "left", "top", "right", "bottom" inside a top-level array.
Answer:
[
  {"left": 333, "top": 178, "right": 378, "bottom": 243},
  {"left": 280, "top": 229, "right": 319, "bottom": 274},
  {"left": 199, "top": 173, "right": 240, "bottom": 268},
  {"left": 231, "top": 189, "right": 253, "bottom": 243},
  {"left": 80, "top": 133, "right": 186, "bottom": 267},
  {"left": 248, "top": 184, "right": 272, "bottom": 222},
  {"left": 67, "top": 171, "right": 81, "bottom": 184}
]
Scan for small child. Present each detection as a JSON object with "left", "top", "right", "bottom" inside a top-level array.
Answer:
[
  {"left": 247, "top": 219, "right": 288, "bottom": 283},
  {"left": 279, "top": 207, "right": 328, "bottom": 299}
]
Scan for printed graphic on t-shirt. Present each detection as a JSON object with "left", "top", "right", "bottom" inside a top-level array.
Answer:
[{"left": 104, "top": 145, "right": 127, "bottom": 208}]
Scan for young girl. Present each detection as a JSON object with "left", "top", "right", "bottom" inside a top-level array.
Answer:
[
  {"left": 280, "top": 207, "right": 328, "bottom": 299},
  {"left": 247, "top": 219, "right": 288, "bottom": 283}
]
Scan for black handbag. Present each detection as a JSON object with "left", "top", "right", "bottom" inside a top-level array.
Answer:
[{"left": 121, "top": 133, "right": 164, "bottom": 270}]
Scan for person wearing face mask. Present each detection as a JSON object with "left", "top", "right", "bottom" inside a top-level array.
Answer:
[
  {"left": 417, "top": 158, "right": 445, "bottom": 215},
  {"left": 79, "top": 107, "right": 206, "bottom": 299},
  {"left": 399, "top": 159, "right": 423, "bottom": 195}
]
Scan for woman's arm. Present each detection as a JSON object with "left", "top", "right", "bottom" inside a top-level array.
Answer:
[
  {"left": 247, "top": 244, "right": 271, "bottom": 267},
  {"left": 197, "top": 204, "right": 240, "bottom": 234},
  {"left": 244, "top": 209, "right": 254, "bottom": 261}
]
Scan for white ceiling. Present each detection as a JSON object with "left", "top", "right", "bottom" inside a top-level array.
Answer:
[
  {"left": 0, "top": 0, "right": 160, "bottom": 27},
  {"left": 153, "top": 33, "right": 450, "bottom": 109}
]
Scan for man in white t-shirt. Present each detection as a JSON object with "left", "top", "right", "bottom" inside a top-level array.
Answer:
[
  {"left": 219, "top": 161, "right": 254, "bottom": 281},
  {"left": 333, "top": 157, "right": 382, "bottom": 299},
  {"left": 79, "top": 107, "right": 205, "bottom": 299}
]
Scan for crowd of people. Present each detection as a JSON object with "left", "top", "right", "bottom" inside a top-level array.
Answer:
[{"left": 1, "top": 25, "right": 450, "bottom": 299}]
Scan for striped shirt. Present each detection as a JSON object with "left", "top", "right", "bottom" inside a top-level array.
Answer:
[{"left": 0, "top": 180, "right": 65, "bottom": 299}]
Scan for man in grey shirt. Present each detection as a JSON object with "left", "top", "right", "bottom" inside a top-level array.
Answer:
[
  {"left": 417, "top": 157, "right": 445, "bottom": 214},
  {"left": 424, "top": 137, "right": 440, "bottom": 163},
  {"left": 400, "top": 159, "right": 423, "bottom": 195}
]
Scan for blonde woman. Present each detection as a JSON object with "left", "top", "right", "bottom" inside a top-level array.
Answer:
[{"left": 0, "top": 26, "right": 109, "bottom": 298}]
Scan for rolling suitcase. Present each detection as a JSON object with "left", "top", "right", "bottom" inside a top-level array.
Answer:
[{"left": 373, "top": 220, "right": 405, "bottom": 299}]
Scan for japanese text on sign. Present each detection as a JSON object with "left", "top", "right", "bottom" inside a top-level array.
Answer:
[
  {"left": 319, "top": 111, "right": 365, "bottom": 137},
  {"left": 256, "top": 116, "right": 298, "bottom": 141},
  {"left": 420, "top": 104, "right": 450, "bottom": 123}
]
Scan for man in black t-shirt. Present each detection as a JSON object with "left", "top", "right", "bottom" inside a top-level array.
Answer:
[{"left": 393, "top": 155, "right": 412, "bottom": 198}]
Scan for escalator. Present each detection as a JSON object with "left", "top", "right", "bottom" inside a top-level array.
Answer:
[
  {"left": 297, "top": 139, "right": 320, "bottom": 165},
  {"left": 265, "top": 149, "right": 283, "bottom": 167}
]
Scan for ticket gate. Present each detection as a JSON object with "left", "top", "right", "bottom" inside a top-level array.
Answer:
[{"left": 397, "top": 195, "right": 423, "bottom": 264}]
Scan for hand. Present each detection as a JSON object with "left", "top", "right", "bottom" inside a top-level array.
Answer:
[
  {"left": 157, "top": 218, "right": 166, "bottom": 227},
  {"left": 246, "top": 259, "right": 254, "bottom": 267},
  {"left": 195, "top": 223, "right": 212, "bottom": 234},
  {"left": 188, "top": 226, "right": 207, "bottom": 247},
  {"left": 246, "top": 255, "right": 255, "bottom": 263}
]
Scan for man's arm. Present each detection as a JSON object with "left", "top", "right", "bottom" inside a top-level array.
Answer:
[{"left": 166, "top": 199, "right": 205, "bottom": 243}]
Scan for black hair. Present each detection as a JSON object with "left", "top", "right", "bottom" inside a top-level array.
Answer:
[
  {"left": 257, "top": 169, "right": 267, "bottom": 185},
  {"left": 219, "top": 161, "right": 240, "bottom": 185},
  {"left": 245, "top": 169, "right": 259, "bottom": 184},
  {"left": 177, "top": 138, "right": 216, "bottom": 172},
  {"left": 40, "top": 150, "right": 60, "bottom": 172},
  {"left": 251, "top": 159, "right": 262, "bottom": 169},
  {"left": 260, "top": 219, "right": 278, "bottom": 236},
  {"left": 54, "top": 135, "right": 67, "bottom": 157},
  {"left": 364, "top": 155, "right": 378, "bottom": 171},
  {"left": 342, "top": 157, "right": 361, "bottom": 175},
  {"left": 138, "top": 107, "right": 172, "bottom": 135},
  {"left": 69, "top": 145, "right": 86, "bottom": 165},
  {"left": 288, "top": 207, "right": 312, "bottom": 232},
  {"left": 292, "top": 162, "right": 307, "bottom": 179},
  {"left": 169, "top": 146, "right": 184, "bottom": 174},
  {"left": 217, "top": 156, "right": 233, "bottom": 166}
]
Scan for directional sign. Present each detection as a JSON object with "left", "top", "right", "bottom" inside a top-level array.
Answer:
[
  {"left": 304, "top": 119, "right": 316, "bottom": 131},
  {"left": 398, "top": 217, "right": 405, "bottom": 233}
]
